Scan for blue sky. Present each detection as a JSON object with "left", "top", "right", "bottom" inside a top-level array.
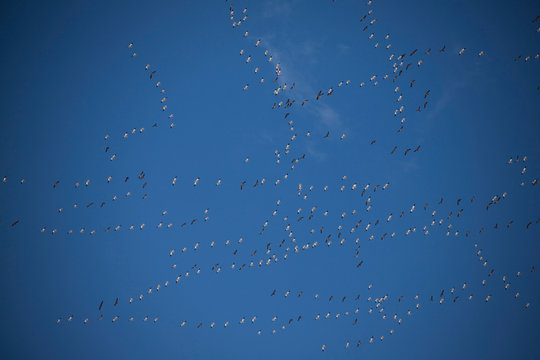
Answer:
[{"left": 0, "top": 0, "right": 539, "bottom": 359}]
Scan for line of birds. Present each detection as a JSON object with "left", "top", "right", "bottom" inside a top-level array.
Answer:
[{"left": 51, "top": 164, "right": 537, "bottom": 318}]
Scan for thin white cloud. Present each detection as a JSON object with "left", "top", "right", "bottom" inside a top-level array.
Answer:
[
  {"left": 262, "top": 0, "right": 293, "bottom": 18},
  {"left": 312, "top": 103, "right": 344, "bottom": 130},
  {"left": 426, "top": 79, "right": 465, "bottom": 121},
  {"left": 257, "top": 34, "right": 345, "bottom": 136},
  {"left": 306, "top": 143, "right": 328, "bottom": 161}
]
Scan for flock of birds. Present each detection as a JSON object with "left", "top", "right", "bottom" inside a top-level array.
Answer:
[{"left": 2, "top": 0, "right": 539, "bottom": 355}]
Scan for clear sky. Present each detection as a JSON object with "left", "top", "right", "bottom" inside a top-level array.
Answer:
[{"left": 0, "top": 0, "right": 539, "bottom": 359}]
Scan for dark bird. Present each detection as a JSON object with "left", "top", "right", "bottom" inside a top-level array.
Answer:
[{"left": 150, "top": 71, "right": 156, "bottom": 79}]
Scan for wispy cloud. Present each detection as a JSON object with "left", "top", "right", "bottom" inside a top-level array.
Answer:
[
  {"left": 336, "top": 43, "right": 351, "bottom": 57},
  {"left": 426, "top": 79, "right": 465, "bottom": 121},
  {"left": 262, "top": 0, "right": 293, "bottom": 18},
  {"left": 250, "top": 15, "right": 351, "bottom": 162},
  {"left": 306, "top": 143, "right": 328, "bottom": 161},
  {"left": 400, "top": 157, "right": 420, "bottom": 173},
  {"left": 311, "top": 103, "right": 344, "bottom": 131},
  {"left": 257, "top": 34, "right": 345, "bottom": 135}
]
